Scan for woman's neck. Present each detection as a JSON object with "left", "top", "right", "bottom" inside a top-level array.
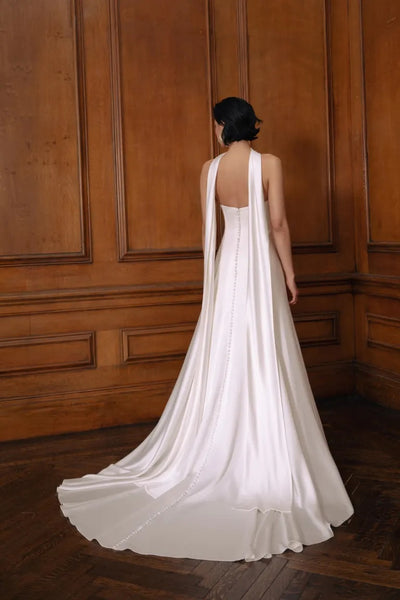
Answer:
[{"left": 225, "top": 140, "right": 251, "bottom": 153}]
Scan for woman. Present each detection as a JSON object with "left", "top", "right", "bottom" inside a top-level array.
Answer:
[
  {"left": 202, "top": 98, "right": 298, "bottom": 305},
  {"left": 57, "top": 97, "right": 354, "bottom": 562}
]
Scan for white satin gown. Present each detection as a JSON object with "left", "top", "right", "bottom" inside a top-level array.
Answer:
[{"left": 56, "top": 149, "right": 354, "bottom": 561}]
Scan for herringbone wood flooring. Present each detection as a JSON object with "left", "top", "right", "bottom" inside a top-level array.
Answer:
[{"left": 1, "top": 396, "right": 400, "bottom": 599}]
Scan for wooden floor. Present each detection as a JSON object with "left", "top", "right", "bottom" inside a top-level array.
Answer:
[{"left": 1, "top": 395, "right": 400, "bottom": 600}]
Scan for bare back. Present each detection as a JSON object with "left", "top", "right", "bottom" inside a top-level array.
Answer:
[
  {"left": 215, "top": 148, "right": 269, "bottom": 208},
  {"left": 199, "top": 149, "right": 283, "bottom": 240}
]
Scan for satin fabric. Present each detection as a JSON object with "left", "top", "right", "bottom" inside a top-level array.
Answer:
[{"left": 56, "top": 149, "right": 354, "bottom": 561}]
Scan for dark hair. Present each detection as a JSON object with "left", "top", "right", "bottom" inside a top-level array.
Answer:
[{"left": 213, "top": 97, "right": 262, "bottom": 145}]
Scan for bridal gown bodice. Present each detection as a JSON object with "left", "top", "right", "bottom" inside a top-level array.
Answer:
[{"left": 56, "top": 149, "right": 354, "bottom": 562}]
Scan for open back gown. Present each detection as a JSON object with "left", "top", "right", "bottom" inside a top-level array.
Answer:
[{"left": 56, "top": 149, "right": 354, "bottom": 562}]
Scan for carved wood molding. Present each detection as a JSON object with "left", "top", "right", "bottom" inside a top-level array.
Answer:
[
  {"left": 0, "top": 330, "right": 95, "bottom": 376},
  {"left": 366, "top": 313, "right": 400, "bottom": 353},
  {"left": 121, "top": 322, "right": 197, "bottom": 364},
  {"left": 0, "top": 283, "right": 203, "bottom": 316},
  {"left": 0, "top": 274, "right": 354, "bottom": 314},
  {"left": 294, "top": 310, "right": 340, "bottom": 348},
  {"left": 352, "top": 273, "right": 400, "bottom": 300},
  {"left": 367, "top": 242, "right": 400, "bottom": 254}
]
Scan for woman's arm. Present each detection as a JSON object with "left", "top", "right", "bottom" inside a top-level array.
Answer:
[
  {"left": 199, "top": 159, "right": 212, "bottom": 255},
  {"left": 262, "top": 154, "right": 298, "bottom": 305}
]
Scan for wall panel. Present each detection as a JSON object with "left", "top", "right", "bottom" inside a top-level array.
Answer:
[
  {"left": 4, "top": 0, "right": 400, "bottom": 440},
  {"left": 362, "top": 0, "right": 400, "bottom": 251},
  {"left": 354, "top": 292, "right": 400, "bottom": 409},
  {"left": 248, "top": 0, "right": 332, "bottom": 248},
  {"left": 0, "top": 0, "right": 91, "bottom": 265},
  {"left": 245, "top": 0, "right": 354, "bottom": 276},
  {"left": 349, "top": 0, "right": 400, "bottom": 407},
  {"left": 0, "top": 332, "right": 95, "bottom": 375},
  {"left": 111, "top": 0, "right": 212, "bottom": 260}
]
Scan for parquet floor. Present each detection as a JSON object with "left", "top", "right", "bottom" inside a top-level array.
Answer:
[{"left": 1, "top": 395, "right": 400, "bottom": 599}]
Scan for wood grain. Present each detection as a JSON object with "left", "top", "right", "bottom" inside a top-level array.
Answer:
[{"left": 0, "top": 0, "right": 399, "bottom": 441}]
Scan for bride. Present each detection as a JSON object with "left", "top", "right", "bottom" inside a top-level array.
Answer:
[{"left": 57, "top": 97, "right": 354, "bottom": 562}]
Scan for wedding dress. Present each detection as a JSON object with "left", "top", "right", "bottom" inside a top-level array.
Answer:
[{"left": 56, "top": 149, "right": 354, "bottom": 561}]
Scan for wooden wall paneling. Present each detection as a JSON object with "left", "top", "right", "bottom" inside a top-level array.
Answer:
[
  {"left": 247, "top": 0, "right": 334, "bottom": 252},
  {"left": 110, "top": 0, "right": 212, "bottom": 261},
  {"left": 80, "top": 0, "right": 116, "bottom": 268},
  {"left": 212, "top": 0, "right": 241, "bottom": 101},
  {"left": 0, "top": 331, "right": 95, "bottom": 376},
  {"left": 0, "top": 285, "right": 203, "bottom": 441},
  {"left": 352, "top": 274, "right": 400, "bottom": 301},
  {"left": 292, "top": 276, "right": 354, "bottom": 398},
  {"left": 0, "top": 0, "right": 91, "bottom": 266},
  {"left": 355, "top": 294, "right": 400, "bottom": 379},
  {"left": 307, "top": 361, "right": 354, "bottom": 399},
  {"left": 0, "top": 290, "right": 202, "bottom": 395},
  {"left": 327, "top": 0, "right": 355, "bottom": 271},
  {"left": 0, "top": 0, "right": 209, "bottom": 295},
  {"left": 236, "top": 0, "right": 249, "bottom": 100},
  {"left": 292, "top": 292, "right": 354, "bottom": 367},
  {"left": 5, "top": 0, "right": 400, "bottom": 440},
  {"left": 0, "top": 0, "right": 218, "bottom": 441},
  {"left": 294, "top": 311, "right": 339, "bottom": 348},
  {"left": 354, "top": 284, "right": 400, "bottom": 409},
  {"left": 121, "top": 323, "right": 198, "bottom": 364},
  {"left": 355, "top": 361, "right": 400, "bottom": 410},
  {"left": 349, "top": 0, "right": 400, "bottom": 408},
  {"left": 361, "top": 0, "right": 400, "bottom": 259},
  {"left": 291, "top": 276, "right": 354, "bottom": 397},
  {"left": 350, "top": 0, "right": 400, "bottom": 277},
  {"left": 348, "top": 0, "right": 368, "bottom": 275},
  {"left": 246, "top": 0, "right": 354, "bottom": 275},
  {"left": 0, "top": 381, "right": 176, "bottom": 443},
  {"left": 210, "top": 0, "right": 243, "bottom": 242}
]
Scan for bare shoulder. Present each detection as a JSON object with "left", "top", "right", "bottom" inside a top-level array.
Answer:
[
  {"left": 261, "top": 153, "right": 282, "bottom": 171},
  {"left": 261, "top": 154, "right": 283, "bottom": 189}
]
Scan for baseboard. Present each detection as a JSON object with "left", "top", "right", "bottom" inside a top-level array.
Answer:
[{"left": 355, "top": 362, "right": 400, "bottom": 410}]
